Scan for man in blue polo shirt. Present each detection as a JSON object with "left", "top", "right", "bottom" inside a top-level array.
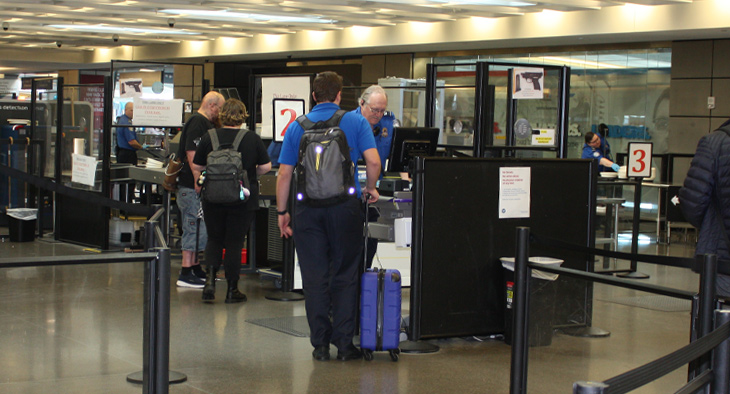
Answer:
[
  {"left": 276, "top": 71, "right": 380, "bottom": 362},
  {"left": 350, "top": 85, "right": 398, "bottom": 268}
]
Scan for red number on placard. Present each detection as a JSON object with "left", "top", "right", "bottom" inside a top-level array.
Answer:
[
  {"left": 632, "top": 149, "right": 646, "bottom": 173},
  {"left": 280, "top": 108, "right": 298, "bottom": 136}
]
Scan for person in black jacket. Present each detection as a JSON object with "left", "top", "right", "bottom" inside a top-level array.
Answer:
[
  {"left": 191, "top": 98, "right": 271, "bottom": 303},
  {"left": 679, "top": 119, "right": 730, "bottom": 298}
]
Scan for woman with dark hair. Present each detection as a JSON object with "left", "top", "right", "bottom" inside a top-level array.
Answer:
[{"left": 192, "top": 98, "right": 271, "bottom": 303}]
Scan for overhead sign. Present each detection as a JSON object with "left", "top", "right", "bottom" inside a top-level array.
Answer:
[
  {"left": 132, "top": 98, "right": 184, "bottom": 126},
  {"left": 627, "top": 142, "right": 653, "bottom": 178}
]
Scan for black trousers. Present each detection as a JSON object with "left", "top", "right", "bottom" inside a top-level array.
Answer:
[
  {"left": 293, "top": 198, "right": 363, "bottom": 349},
  {"left": 202, "top": 201, "right": 256, "bottom": 281},
  {"left": 116, "top": 148, "right": 137, "bottom": 165}
]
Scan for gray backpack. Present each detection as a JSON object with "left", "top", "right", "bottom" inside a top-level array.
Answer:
[
  {"left": 201, "top": 129, "right": 250, "bottom": 204},
  {"left": 295, "top": 110, "right": 356, "bottom": 207}
]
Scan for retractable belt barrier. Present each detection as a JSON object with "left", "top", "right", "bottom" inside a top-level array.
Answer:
[
  {"left": 0, "top": 163, "right": 156, "bottom": 217},
  {"left": 509, "top": 227, "right": 727, "bottom": 394}
]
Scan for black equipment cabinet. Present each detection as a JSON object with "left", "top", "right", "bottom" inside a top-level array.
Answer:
[{"left": 410, "top": 157, "right": 596, "bottom": 339}]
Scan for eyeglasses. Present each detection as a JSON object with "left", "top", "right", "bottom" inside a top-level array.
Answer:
[{"left": 365, "top": 104, "right": 386, "bottom": 115}]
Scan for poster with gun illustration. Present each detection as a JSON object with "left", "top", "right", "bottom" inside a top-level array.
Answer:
[
  {"left": 119, "top": 78, "right": 143, "bottom": 98},
  {"left": 512, "top": 67, "right": 544, "bottom": 100}
]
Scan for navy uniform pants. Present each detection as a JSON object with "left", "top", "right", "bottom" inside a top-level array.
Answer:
[{"left": 293, "top": 198, "right": 363, "bottom": 350}]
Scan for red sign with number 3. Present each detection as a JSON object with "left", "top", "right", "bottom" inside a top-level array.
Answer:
[{"left": 627, "top": 142, "right": 653, "bottom": 178}]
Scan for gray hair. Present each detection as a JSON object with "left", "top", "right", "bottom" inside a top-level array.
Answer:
[{"left": 359, "top": 85, "right": 387, "bottom": 105}]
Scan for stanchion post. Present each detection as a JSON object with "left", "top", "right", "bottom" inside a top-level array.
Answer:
[
  {"left": 713, "top": 310, "right": 730, "bottom": 394},
  {"left": 699, "top": 254, "right": 718, "bottom": 383},
  {"left": 573, "top": 381, "right": 608, "bottom": 394},
  {"left": 143, "top": 221, "right": 157, "bottom": 394},
  {"left": 155, "top": 247, "right": 171, "bottom": 394},
  {"left": 510, "top": 226, "right": 531, "bottom": 394},
  {"left": 265, "top": 176, "right": 304, "bottom": 302}
]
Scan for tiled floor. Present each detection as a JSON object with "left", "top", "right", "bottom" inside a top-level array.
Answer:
[{"left": 0, "top": 228, "right": 701, "bottom": 394}]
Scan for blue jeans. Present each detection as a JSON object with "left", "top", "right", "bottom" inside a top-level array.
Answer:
[{"left": 176, "top": 187, "right": 207, "bottom": 252}]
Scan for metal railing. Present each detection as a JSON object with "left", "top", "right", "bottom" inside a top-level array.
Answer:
[
  {"left": 0, "top": 206, "right": 173, "bottom": 394},
  {"left": 508, "top": 226, "right": 728, "bottom": 394}
]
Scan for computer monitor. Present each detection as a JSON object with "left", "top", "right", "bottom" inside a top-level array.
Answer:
[{"left": 386, "top": 127, "right": 440, "bottom": 173}]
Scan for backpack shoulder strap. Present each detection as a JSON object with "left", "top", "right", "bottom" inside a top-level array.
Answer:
[
  {"left": 208, "top": 128, "right": 220, "bottom": 150},
  {"left": 232, "top": 129, "right": 248, "bottom": 150},
  {"left": 328, "top": 110, "right": 347, "bottom": 127},
  {"left": 296, "top": 115, "right": 315, "bottom": 130}
]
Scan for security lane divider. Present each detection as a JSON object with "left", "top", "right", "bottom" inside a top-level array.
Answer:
[
  {"left": 0, "top": 163, "right": 156, "bottom": 218},
  {"left": 0, "top": 208, "right": 175, "bottom": 394},
  {"left": 509, "top": 227, "right": 727, "bottom": 394}
]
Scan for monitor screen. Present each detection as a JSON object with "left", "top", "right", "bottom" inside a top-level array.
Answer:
[{"left": 387, "top": 127, "right": 440, "bottom": 173}]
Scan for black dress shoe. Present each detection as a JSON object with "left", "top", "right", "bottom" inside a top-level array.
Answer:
[
  {"left": 312, "top": 346, "right": 330, "bottom": 361},
  {"left": 336, "top": 345, "right": 363, "bottom": 361}
]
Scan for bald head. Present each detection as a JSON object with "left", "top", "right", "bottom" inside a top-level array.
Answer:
[
  {"left": 199, "top": 91, "right": 225, "bottom": 121},
  {"left": 124, "top": 102, "right": 133, "bottom": 119}
]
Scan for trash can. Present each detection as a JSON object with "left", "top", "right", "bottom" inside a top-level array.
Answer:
[
  {"left": 6, "top": 208, "right": 37, "bottom": 242},
  {"left": 501, "top": 256, "right": 563, "bottom": 347}
]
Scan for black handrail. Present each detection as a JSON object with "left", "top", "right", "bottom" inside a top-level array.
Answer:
[
  {"left": 509, "top": 227, "right": 724, "bottom": 394},
  {"left": 0, "top": 206, "right": 173, "bottom": 394}
]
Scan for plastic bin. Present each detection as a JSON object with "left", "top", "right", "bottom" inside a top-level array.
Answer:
[
  {"left": 501, "top": 256, "right": 562, "bottom": 347},
  {"left": 6, "top": 208, "right": 37, "bottom": 242}
]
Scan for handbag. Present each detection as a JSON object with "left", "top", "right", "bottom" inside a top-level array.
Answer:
[{"left": 162, "top": 153, "right": 184, "bottom": 191}]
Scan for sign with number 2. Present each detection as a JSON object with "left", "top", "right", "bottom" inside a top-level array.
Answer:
[
  {"left": 627, "top": 142, "right": 653, "bottom": 178},
  {"left": 273, "top": 98, "right": 305, "bottom": 143}
]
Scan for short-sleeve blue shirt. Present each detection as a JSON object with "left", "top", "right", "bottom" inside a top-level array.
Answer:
[
  {"left": 351, "top": 107, "right": 394, "bottom": 177},
  {"left": 279, "top": 102, "right": 377, "bottom": 198},
  {"left": 116, "top": 114, "right": 137, "bottom": 150},
  {"left": 582, "top": 143, "right": 609, "bottom": 172}
]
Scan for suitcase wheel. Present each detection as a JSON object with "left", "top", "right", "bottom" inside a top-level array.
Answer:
[
  {"left": 363, "top": 349, "right": 374, "bottom": 361},
  {"left": 389, "top": 348, "right": 399, "bottom": 362}
]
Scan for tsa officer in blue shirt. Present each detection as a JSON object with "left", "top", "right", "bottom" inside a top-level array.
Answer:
[
  {"left": 351, "top": 85, "right": 402, "bottom": 269},
  {"left": 582, "top": 131, "right": 619, "bottom": 173},
  {"left": 352, "top": 85, "right": 396, "bottom": 177},
  {"left": 116, "top": 102, "right": 147, "bottom": 165}
]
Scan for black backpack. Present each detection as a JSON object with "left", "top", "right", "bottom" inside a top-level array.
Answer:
[
  {"left": 201, "top": 129, "right": 250, "bottom": 204},
  {"left": 295, "top": 110, "right": 356, "bottom": 207}
]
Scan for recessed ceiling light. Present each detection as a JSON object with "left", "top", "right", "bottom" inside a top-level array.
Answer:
[
  {"left": 47, "top": 24, "right": 197, "bottom": 35},
  {"left": 159, "top": 9, "right": 337, "bottom": 24}
]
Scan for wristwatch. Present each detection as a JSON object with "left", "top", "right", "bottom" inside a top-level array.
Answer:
[{"left": 277, "top": 209, "right": 288, "bottom": 216}]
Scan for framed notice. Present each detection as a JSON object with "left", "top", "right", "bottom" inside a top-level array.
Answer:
[
  {"left": 261, "top": 76, "right": 311, "bottom": 139},
  {"left": 273, "top": 98, "right": 305, "bottom": 142},
  {"left": 627, "top": 142, "right": 653, "bottom": 178}
]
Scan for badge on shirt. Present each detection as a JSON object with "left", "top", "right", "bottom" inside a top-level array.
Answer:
[
  {"left": 593, "top": 151, "right": 600, "bottom": 158},
  {"left": 381, "top": 127, "right": 388, "bottom": 138}
]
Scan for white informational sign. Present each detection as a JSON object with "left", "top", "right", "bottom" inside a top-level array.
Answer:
[
  {"left": 261, "top": 76, "right": 311, "bottom": 139},
  {"left": 627, "top": 142, "right": 653, "bottom": 178},
  {"left": 132, "top": 98, "right": 184, "bottom": 126},
  {"left": 273, "top": 98, "right": 306, "bottom": 142},
  {"left": 531, "top": 128, "right": 555, "bottom": 146},
  {"left": 513, "top": 67, "right": 544, "bottom": 100},
  {"left": 499, "top": 167, "right": 531, "bottom": 219},
  {"left": 119, "top": 78, "right": 143, "bottom": 98},
  {"left": 71, "top": 154, "right": 98, "bottom": 187}
]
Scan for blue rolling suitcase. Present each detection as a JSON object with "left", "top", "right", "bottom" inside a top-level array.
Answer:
[{"left": 360, "top": 268, "right": 402, "bottom": 362}]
